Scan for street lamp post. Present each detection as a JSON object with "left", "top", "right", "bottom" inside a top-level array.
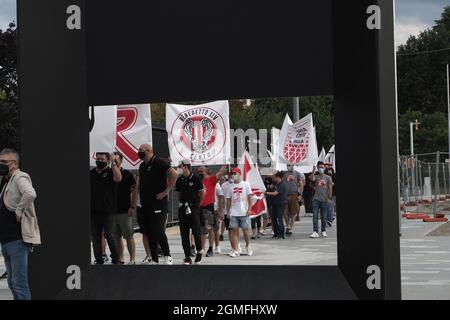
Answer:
[
  {"left": 447, "top": 64, "right": 450, "bottom": 156},
  {"left": 410, "top": 121, "right": 415, "bottom": 156}
]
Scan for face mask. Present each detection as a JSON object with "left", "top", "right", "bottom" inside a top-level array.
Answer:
[
  {"left": 137, "top": 151, "right": 146, "bottom": 160},
  {"left": 232, "top": 174, "right": 239, "bottom": 182},
  {"left": 198, "top": 173, "right": 204, "bottom": 180},
  {"left": 0, "top": 163, "right": 9, "bottom": 176},
  {"left": 177, "top": 168, "right": 183, "bottom": 175},
  {"left": 96, "top": 161, "right": 108, "bottom": 170},
  {"left": 319, "top": 168, "right": 325, "bottom": 174}
]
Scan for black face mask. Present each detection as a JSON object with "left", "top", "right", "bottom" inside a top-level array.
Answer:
[
  {"left": 0, "top": 164, "right": 9, "bottom": 176},
  {"left": 96, "top": 161, "right": 108, "bottom": 170},
  {"left": 198, "top": 173, "right": 204, "bottom": 180},
  {"left": 137, "top": 151, "right": 146, "bottom": 160}
]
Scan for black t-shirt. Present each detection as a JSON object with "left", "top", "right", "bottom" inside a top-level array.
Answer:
[
  {"left": 175, "top": 173, "right": 204, "bottom": 207},
  {"left": 90, "top": 168, "right": 118, "bottom": 215},
  {"left": 116, "top": 168, "right": 136, "bottom": 214},
  {"left": 0, "top": 177, "right": 22, "bottom": 244},
  {"left": 139, "top": 156, "right": 171, "bottom": 211}
]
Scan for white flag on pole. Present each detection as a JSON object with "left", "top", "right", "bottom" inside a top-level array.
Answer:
[
  {"left": 238, "top": 151, "right": 267, "bottom": 218},
  {"left": 319, "top": 146, "right": 326, "bottom": 162},
  {"left": 166, "top": 101, "right": 231, "bottom": 166},
  {"left": 325, "top": 145, "right": 336, "bottom": 171},
  {"left": 89, "top": 104, "right": 153, "bottom": 169}
]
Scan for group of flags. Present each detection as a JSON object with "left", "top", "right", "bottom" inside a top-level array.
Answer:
[{"left": 89, "top": 101, "right": 335, "bottom": 218}]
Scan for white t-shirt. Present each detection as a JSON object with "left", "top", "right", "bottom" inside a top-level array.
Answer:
[
  {"left": 225, "top": 180, "right": 252, "bottom": 217},
  {"left": 214, "top": 183, "right": 224, "bottom": 211}
]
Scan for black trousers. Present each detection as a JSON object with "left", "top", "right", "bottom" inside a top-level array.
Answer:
[
  {"left": 142, "top": 206, "right": 171, "bottom": 263},
  {"left": 303, "top": 192, "right": 314, "bottom": 214},
  {"left": 91, "top": 212, "right": 120, "bottom": 264},
  {"left": 178, "top": 206, "right": 202, "bottom": 258},
  {"left": 251, "top": 215, "right": 261, "bottom": 230}
]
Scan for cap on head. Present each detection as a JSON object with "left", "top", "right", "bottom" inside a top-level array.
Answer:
[
  {"left": 231, "top": 167, "right": 242, "bottom": 175},
  {"left": 178, "top": 160, "right": 191, "bottom": 167}
]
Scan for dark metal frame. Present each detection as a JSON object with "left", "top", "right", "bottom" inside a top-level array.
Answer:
[{"left": 18, "top": 0, "right": 401, "bottom": 299}]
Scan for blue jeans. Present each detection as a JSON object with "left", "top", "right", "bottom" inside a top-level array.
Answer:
[
  {"left": 1, "top": 240, "right": 32, "bottom": 300},
  {"left": 272, "top": 205, "right": 286, "bottom": 238},
  {"left": 327, "top": 196, "right": 336, "bottom": 222},
  {"left": 312, "top": 199, "right": 328, "bottom": 233}
]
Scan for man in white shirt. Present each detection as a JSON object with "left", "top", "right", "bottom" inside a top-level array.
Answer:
[{"left": 225, "top": 168, "right": 253, "bottom": 257}]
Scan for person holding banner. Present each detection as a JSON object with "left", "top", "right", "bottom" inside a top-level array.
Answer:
[
  {"left": 225, "top": 168, "right": 253, "bottom": 257},
  {"left": 136, "top": 144, "right": 178, "bottom": 265},
  {"left": 90, "top": 152, "right": 122, "bottom": 265},
  {"left": 309, "top": 162, "right": 333, "bottom": 238},
  {"left": 175, "top": 160, "right": 205, "bottom": 265}
]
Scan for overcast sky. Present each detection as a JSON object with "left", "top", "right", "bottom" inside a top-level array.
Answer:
[{"left": 0, "top": 0, "right": 448, "bottom": 46}]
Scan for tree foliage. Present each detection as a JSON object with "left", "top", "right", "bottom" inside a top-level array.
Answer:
[
  {"left": 397, "top": 6, "right": 450, "bottom": 155},
  {"left": 0, "top": 22, "right": 19, "bottom": 150}
]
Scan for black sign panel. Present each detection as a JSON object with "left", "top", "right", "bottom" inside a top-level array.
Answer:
[{"left": 86, "top": 0, "right": 333, "bottom": 105}]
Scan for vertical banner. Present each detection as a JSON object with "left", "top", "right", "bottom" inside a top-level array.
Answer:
[
  {"left": 238, "top": 151, "right": 267, "bottom": 218},
  {"left": 89, "top": 104, "right": 152, "bottom": 169},
  {"left": 116, "top": 104, "right": 152, "bottom": 170},
  {"left": 166, "top": 101, "right": 231, "bottom": 166},
  {"left": 279, "top": 113, "right": 317, "bottom": 167},
  {"left": 89, "top": 105, "right": 117, "bottom": 167}
]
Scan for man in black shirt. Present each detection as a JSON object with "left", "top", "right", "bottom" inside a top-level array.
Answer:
[
  {"left": 136, "top": 144, "right": 178, "bottom": 265},
  {"left": 90, "top": 152, "right": 122, "bottom": 265},
  {"left": 175, "top": 160, "right": 205, "bottom": 265},
  {"left": 264, "top": 171, "right": 287, "bottom": 239},
  {"left": 114, "top": 152, "right": 137, "bottom": 264}
]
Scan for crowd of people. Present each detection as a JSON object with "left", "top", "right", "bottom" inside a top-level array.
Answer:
[{"left": 90, "top": 145, "right": 337, "bottom": 266}]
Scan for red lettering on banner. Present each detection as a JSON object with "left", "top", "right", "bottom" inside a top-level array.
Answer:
[{"left": 116, "top": 108, "right": 140, "bottom": 165}]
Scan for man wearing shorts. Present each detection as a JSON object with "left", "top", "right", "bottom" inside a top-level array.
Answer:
[
  {"left": 114, "top": 152, "right": 137, "bottom": 264},
  {"left": 219, "top": 175, "right": 233, "bottom": 241},
  {"left": 197, "top": 165, "right": 227, "bottom": 256},
  {"left": 225, "top": 168, "right": 253, "bottom": 257}
]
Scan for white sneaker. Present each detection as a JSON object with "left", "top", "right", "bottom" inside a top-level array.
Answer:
[
  {"left": 246, "top": 246, "right": 253, "bottom": 256},
  {"left": 310, "top": 232, "right": 319, "bottom": 238},
  {"left": 238, "top": 245, "right": 242, "bottom": 254},
  {"left": 259, "top": 230, "right": 267, "bottom": 236},
  {"left": 150, "top": 260, "right": 159, "bottom": 265},
  {"left": 164, "top": 256, "right": 173, "bottom": 265},
  {"left": 228, "top": 250, "right": 240, "bottom": 257},
  {"left": 321, "top": 232, "right": 328, "bottom": 238},
  {"left": 214, "top": 246, "right": 221, "bottom": 254},
  {"left": 141, "top": 256, "right": 150, "bottom": 264},
  {"left": 128, "top": 260, "right": 136, "bottom": 265}
]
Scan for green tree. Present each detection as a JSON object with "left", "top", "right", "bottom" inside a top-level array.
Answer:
[
  {"left": 0, "top": 22, "right": 19, "bottom": 150},
  {"left": 397, "top": 6, "right": 450, "bottom": 114}
]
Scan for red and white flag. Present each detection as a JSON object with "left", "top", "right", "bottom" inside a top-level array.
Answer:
[
  {"left": 89, "top": 104, "right": 152, "bottom": 169},
  {"left": 238, "top": 151, "right": 267, "bottom": 218}
]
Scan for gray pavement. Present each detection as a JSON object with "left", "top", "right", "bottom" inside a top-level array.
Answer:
[{"left": 1, "top": 207, "right": 449, "bottom": 300}]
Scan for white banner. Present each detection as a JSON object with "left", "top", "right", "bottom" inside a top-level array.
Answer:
[
  {"left": 89, "top": 106, "right": 117, "bottom": 166},
  {"left": 279, "top": 113, "right": 317, "bottom": 167},
  {"left": 89, "top": 104, "right": 152, "bottom": 170},
  {"left": 166, "top": 101, "right": 231, "bottom": 166}
]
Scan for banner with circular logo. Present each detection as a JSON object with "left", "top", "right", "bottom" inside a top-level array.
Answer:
[{"left": 166, "top": 101, "right": 231, "bottom": 166}]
